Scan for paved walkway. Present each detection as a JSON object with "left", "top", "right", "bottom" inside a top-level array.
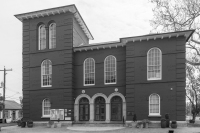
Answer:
[{"left": 1, "top": 125, "right": 200, "bottom": 133}]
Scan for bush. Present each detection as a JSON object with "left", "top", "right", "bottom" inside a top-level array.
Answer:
[
  {"left": 161, "top": 118, "right": 166, "bottom": 128},
  {"left": 27, "top": 120, "right": 33, "bottom": 128},
  {"left": 171, "top": 120, "right": 177, "bottom": 129}
]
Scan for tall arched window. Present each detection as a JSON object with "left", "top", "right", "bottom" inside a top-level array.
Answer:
[
  {"left": 41, "top": 59, "right": 52, "bottom": 87},
  {"left": 147, "top": 48, "right": 162, "bottom": 80},
  {"left": 149, "top": 94, "right": 160, "bottom": 116},
  {"left": 79, "top": 97, "right": 89, "bottom": 121},
  {"left": 84, "top": 58, "right": 95, "bottom": 86},
  {"left": 104, "top": 55, "right": 116, "bottom": 84},
  {"left": 38, "top": 24, "right": 46, "bottom": 50},
  {"left": 49, "top": 23, "right": 56, "bottom": 49},
  {"left": 42, "top": 98, "right": 51, "bottom": 117}
]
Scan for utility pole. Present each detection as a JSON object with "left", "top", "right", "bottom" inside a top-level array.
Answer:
[{"left": 0, "top": 67, "right": 12, "bottom": 123}]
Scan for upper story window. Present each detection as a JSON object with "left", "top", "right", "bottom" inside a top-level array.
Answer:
[
  {"left": 84, "top": 58, "right": 95, "bottom": 86},
  {"left": 38, "top": 24, "right": 46, "bottom": 50},
  {"left": 104, "top": 55, "right": 117, "bottom": 84},
  {"left": 41, "top": 59, "right": 52, "bottom": 87},
  {"left": 49, "top": 23, "right": 56, "bottom": 49},
  {"left": 149, "top": 93, "right": 160, "bottom": 116},
  {"left": 42, "top": 98, "right": 51, "bottom": 117},
  {"left": 147, "top": 48, "right": 162, "bottom": 80}
]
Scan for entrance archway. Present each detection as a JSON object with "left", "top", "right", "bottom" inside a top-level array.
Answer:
[
  {"left": 111, "top": 96, "right": 122, "bottom": 121},
  {"left": 79, "top": 97, "right": 89, "bottom": 121},
  {"left": 95, "top": 97, "right": 106, "bottom": 121}
]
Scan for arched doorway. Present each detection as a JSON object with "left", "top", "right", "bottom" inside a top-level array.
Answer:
[
  {"left": 95, "top": 97, "right": 106, "bottom": 121},
  {"left": 79, "top": 97, "right": 89, "bottom": 121},
  {"left": 111, "top": 96, "right": 122, "bottom": 121}
]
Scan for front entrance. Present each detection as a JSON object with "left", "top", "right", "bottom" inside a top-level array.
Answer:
[
  {"left": 95, "top": 97, "right": 105, "bottom": 121},
  {"left": 79, "top": 98, "right": 89, "bottom": 121},
  {"left": 111, "top": 96, "right": 122, "bottom": 121}
]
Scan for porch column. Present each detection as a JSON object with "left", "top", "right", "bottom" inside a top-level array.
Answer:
[
  {"left": 74, "top": 104, "right": 79, "bottom": 122},
  {"left": 106, "top": 103, "right": 110, "bottom": 122},
  {"left": 89, "top": 103, "right": 94, "bottom": 122},
  {"left": 123, "top": 102, "right": 126, "bottom": 121}
]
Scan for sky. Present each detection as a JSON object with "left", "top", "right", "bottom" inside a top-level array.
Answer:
[{"left": 0, "top": 0, "right": 154, "bottom": 103}]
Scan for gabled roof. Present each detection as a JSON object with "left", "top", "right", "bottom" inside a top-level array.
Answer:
[
  {"left": 74, "top": 30, "right": 195, "bottom": 52},
  {"left": 4, "top": 100, "right": 21, "bottom": 110},
  {"left": 14, "top": 4, "right": 94, "bottom": 40}
]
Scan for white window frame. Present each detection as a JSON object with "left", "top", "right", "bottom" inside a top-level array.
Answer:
[
  {"left": 38, "top": 24, "right": 46, "bottom": 50},
  {"left": 41, "top": 59, "right": 52, "bottom": 87},
  {"left": 104, "top": 55, "right": 117, "bottom": 85},
  {"left": 84, "top": 58, "right": 95, "bottom": 86},
  {"left": 42, "top": 98, "right": 51, "bottom": 117},
  {"left": 149, "top": 93, "right": 160, "bottom": 116},
  {"left": 147, "top": 47, "right": 162, "bottom": 80},
  {"left": 49, "top": 23, "right": 56, "bottom": 49}
]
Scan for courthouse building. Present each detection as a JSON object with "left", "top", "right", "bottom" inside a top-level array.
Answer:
[{"left": 15, "top": 5, "right": 194, "bottom": 123}]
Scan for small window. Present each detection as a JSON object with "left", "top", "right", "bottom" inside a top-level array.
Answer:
[
  {"left": 49, "top": 23, "right": 56, "bottom": 49},
  {"left": 84, "top": 58, "right": 95, "bottom": 86},
  {"left": 42, "top": 99, "right": 51, "bottom": 117},
  {"left": 149, "top": 94, "right": 160, "bottom": 116},
  {"left": 41, "top": 60, "right": 52, "bottom": 87},
  {"left": 147, "top": 48, "right": 162, "bottom": 80},
  {"left": 38, "top": 24, "right": 46, "bottom": 50},
  {"left": 104, "top": 55, "right": 117, "bottom": 84}
]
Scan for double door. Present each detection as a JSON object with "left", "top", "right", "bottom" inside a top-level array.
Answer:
[{"left": 95, "top": 104, "right": 105, "bottom": 121}]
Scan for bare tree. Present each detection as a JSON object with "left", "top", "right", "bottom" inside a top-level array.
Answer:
[
  {"left": 150, "top": 0, "right": 200, "bottom": 65},
  {"left": 186, "top": 61, "right": 200, "bottom": 122}
]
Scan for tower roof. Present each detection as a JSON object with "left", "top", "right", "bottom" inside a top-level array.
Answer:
[{"left": 14, "top": 4, "right": 94, "bottom": 40}]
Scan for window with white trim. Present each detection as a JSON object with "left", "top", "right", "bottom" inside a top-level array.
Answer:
[
  {"left": 147, "top": 48, "right": 162, "bottom": 80},
  {"left": 38, "top": 24, "right": 46, "bottom": 50},
  {"left": 149, "top": 94, "right": 160, "bottom": 116},
  {"left": 49, "top": 23, "right": 56, "bottom": 49},
  {"left": 41, "top": 60, "right": 52, "bottom": 87},
  {"left": 104, "top": 55, "right": 116, "bottom": 84},
  {"left": 84, "top": 58, "right": 95, "bottom": 85},
  {"left": 42, "top": 99, "right": 51, "bottom": 117}
]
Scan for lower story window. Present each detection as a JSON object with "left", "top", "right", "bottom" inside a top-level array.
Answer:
[
  {"left": 149, "top": 94, "right": 160, "bottom": 116},
  {"left": 43, "top": 99, "right": 51, "bottom": 117}
]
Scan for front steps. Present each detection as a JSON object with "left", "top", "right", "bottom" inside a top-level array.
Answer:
[{"left": 72, "top": 121, "right": 124, "bottom": 127}]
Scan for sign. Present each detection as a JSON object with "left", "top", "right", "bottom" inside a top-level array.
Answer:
[{"left": 50, "top": 109, "right": 64, "bottom": 120}]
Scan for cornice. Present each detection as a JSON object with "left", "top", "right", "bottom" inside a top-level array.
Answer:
[{"left": 14, "top": 5, "right": 94, "bottom": 40}]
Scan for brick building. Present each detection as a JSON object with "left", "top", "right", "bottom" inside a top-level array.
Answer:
[{"left": 15, "top": 5, "right": 194, "bottom": 123}]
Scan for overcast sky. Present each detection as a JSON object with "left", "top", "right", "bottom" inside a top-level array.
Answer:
[{"left": 0, "top": 0, "right": 154, "bottom": 103}]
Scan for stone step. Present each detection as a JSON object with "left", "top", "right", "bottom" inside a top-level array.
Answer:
[{"left": 72, "top": 123, "right": 124, "bottom": 127}]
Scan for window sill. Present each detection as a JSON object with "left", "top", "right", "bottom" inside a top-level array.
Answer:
[
  {"left": 147, "top": 78, "right": 161, "bottom": 81},
  {"left": 41, "top": 116, "right": 50, "bottom": 118},
  {"left": 42, "top": 85, "right": 52, "bottom": 88},
  {"left": 148, "top": 115, "right": 161, "bottom": 117},
  {"left": 104, "top": 83, "right": 116, "bottom": 85},
  {"left": 84, "top": 84, "right": 95, "bottom": 86}
]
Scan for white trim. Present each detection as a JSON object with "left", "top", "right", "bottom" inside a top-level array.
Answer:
[
  {"left": 74, "top": 94, "right": 91, "bottom": 122},
  {"left": 107, "top": 92, "right": 126, "bottom": 120},
  {"left": 104, "top": 55, "right": 117, "bottom": 85},
  {"left": 91, "top": 93, "right": 108, "bottom": 104},
  {"left": 42, "top": 98, "right": 51, "bottom": 117},
  {"left": 83, "top": 58, "right": 95, "bottom": 86},
  {"left": 41, "top": 59, "right": 52, "bottom": 87},
  {"left": 147, "top": 47, "right": 162, "bottom": 81},
  {"left": 149, "top": 93, "right": 160, "bottom": 116},
  {"left": 49, "top": 23, "right": 56, "bottom": 49},
  {"left": 38, "top": 24, "right": 46, "bottom": 50}
]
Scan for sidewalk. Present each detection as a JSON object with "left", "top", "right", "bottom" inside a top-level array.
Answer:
[{"left": 1, "top": 126, "right": 200, "bottom": 133}]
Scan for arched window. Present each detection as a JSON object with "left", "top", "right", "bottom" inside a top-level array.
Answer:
[
  {"left": 42, "top": 98, "right": 51, "bottom": 117},
  {"left": 84, "top": 58, "right": 95, "bottom": 86},
  {"left": 49, "top": 23, "right": 56, "bottom": 49},
  {"left": 104, "top": 55, "right": 116, "bottom": 84},
  {"left": 147, "top": 48, "right": 162, "bottom": 80},
  {"left": 149, "top": 94, "right": 160, "bottom": 116},
  {"left": 41, "top": 59, "right": 52, "bottom": 87},
  {"left": 38, "top": 24, "right": 46, "bottom": 50}
]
